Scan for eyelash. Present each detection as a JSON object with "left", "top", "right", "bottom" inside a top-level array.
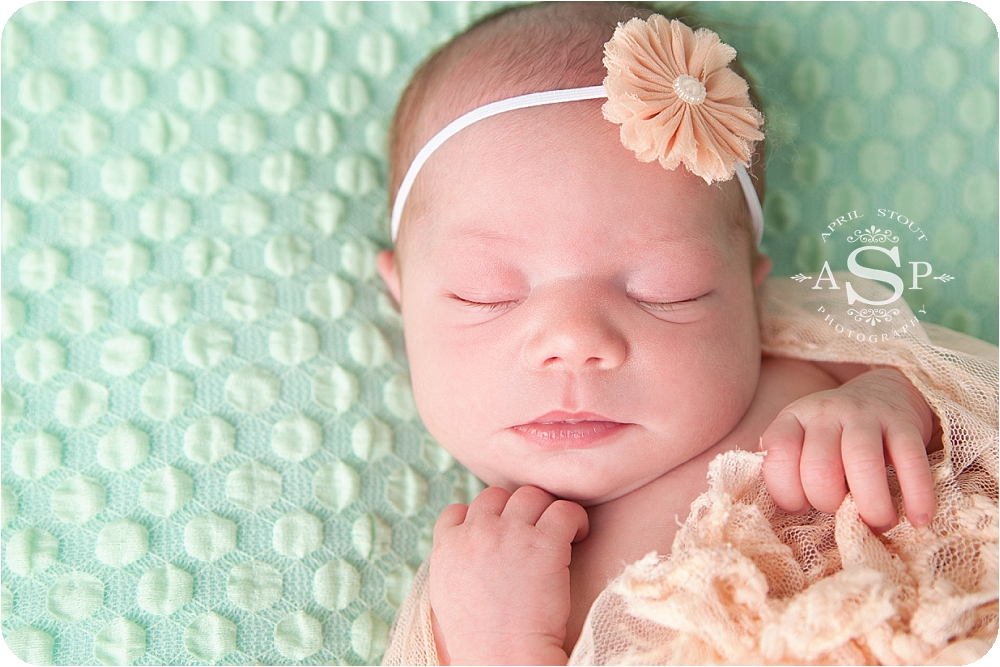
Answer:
[
  {"left": 636, "top": 296, "right": 701, "bottom": 312},
  {"left": 451, "top": 294, "right": 704, "bottom": 313},
  {"left": 451, "top": 296, "right": 518, "bottom": 312}
]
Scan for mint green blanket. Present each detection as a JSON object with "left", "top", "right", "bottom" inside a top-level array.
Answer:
[{"left": 2, "top": 2, "right": 997, "bottom": 664}]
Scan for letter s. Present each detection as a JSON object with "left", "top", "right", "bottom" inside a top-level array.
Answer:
[{"left": 846, "top": 245, "right": 903, "bottom": 306}]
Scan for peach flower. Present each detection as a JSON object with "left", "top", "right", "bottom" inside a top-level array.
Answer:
[{"left": 602, "top": 16, "right": 765, "bottom": 184}]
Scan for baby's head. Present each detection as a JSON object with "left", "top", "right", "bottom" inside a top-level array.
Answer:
[{"left": 377, "top": 2, "right": 773, "bottom": 505}]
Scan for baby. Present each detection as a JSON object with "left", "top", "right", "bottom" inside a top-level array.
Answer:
[{"left": 376, "top": 3, "right": 939, "bottom": 664}]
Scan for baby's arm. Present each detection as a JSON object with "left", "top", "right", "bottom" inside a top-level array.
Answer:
[
  {"left": 761, "top": 361, "right": 938, "bottom": 531},
  {"left": 429, "top": 486, "right": 588, "bottom": 665}
]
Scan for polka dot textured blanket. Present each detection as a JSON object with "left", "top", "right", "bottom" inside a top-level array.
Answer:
[{"left": 1, "top": 2, "right": 997, "bottom": 665}]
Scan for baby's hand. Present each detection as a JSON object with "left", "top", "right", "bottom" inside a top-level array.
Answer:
[
  {"left": 761, "top": 367, "right": 936, "bottom": 531},
  {"left": 429, "top": 486, "right": 588, "bottom": 665}
]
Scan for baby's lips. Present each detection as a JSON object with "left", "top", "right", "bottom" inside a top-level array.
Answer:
[
  {"left": 522, "top": 410, "right": 621, "bottom": 425},
  {"left": 510, "top": 410, "right": 635, "bottom": 450}
]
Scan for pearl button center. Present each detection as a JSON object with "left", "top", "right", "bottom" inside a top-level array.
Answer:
[{"left": 673, "top": 74, "right": 707, "bottom": 105}]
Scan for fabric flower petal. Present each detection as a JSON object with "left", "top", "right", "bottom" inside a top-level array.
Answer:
[{"left": 602, "top": 15, "right": 764, "bottom": 183}]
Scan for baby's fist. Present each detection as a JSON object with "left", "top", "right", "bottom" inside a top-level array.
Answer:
[
  {"left": 429, "top": 486, "right": 588, "bottom": 665},
  {"left": 761, "top": 368, "right": 935, "bottom": 532}
]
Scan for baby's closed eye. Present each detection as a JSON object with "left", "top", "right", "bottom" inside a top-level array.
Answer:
[
  {"left": 444, "top": 288, "right": 715, "bottom": 327},
  {"left": 631, "top": 290, "right": 714, "bottom": 322},
  {"left": 635, "top": 295, "right": 700, "bottom": 310},
  {"left": 448, "top": 293, "right": 520, "bottom": 313}
]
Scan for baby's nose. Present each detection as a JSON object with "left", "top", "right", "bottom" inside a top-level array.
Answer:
[{"left": 522, "top": 287, "right": 628, "bottom": 371}]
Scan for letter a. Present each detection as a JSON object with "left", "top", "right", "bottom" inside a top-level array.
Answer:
[{"left": 812, "top": 262, "right": 840, "bottom": 290}]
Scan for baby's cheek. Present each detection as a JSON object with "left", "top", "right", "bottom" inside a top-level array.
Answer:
[
  {"left": 405, "top": 349, "right": 490, "bottom": 449},
  {"left": 407, "top": 362, "right": 463, "bottom": 438},
  {"left": 401, "top": 334, "right": 451, "bottom": 430},
  {"left": 672, "top": 315, "right": 760, "bottom": 429}
]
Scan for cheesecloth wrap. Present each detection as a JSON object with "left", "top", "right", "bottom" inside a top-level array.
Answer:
[{"left": 383, "top": 276, "right": 999, "bottom": 665}]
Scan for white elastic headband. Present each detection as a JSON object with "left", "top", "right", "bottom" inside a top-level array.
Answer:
[{"left": 389, "top": 85, "right": 764, "bottom": 245}]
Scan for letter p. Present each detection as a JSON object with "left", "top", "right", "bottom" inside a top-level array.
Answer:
[{"left": 910, "top": 261, "right": 932, "bottom": 289}]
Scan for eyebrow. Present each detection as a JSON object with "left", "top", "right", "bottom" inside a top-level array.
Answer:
[
  {"left": 422, "top": 213, "right": 730, "bottom": 260},
  {"left": 620, "top": 223, "right": 732, "bottom": 261},
  {"left": 433, "top": 224, "right": 528, "bottom": 249}
]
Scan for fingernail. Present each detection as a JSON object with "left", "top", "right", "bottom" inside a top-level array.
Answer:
[
  {"left": 915, "top": 513, "right": 929, "bottom": 527},
  {"left": 758, "top": 436, "right": 764, "bottom": 451}
]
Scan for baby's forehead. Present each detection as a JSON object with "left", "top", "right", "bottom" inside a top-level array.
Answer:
[
  {"left": 399, "top": 86, "right": 753, "bottom": 266},
  {"left": 415, "top": 186, "right": 739, "bottom": 269}
]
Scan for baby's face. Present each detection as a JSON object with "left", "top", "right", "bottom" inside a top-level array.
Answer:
[{"left": 380, "top": 105, "right": 769, "bottom": 505}]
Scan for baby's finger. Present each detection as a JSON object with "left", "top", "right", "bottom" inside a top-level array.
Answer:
[
  {"left": 434, "top": 503, "right": 469, "bottom": 542},
  {"left": 464, "top": 486, "right": 511, "bottom": 520},
  {"left": 761, "top": 412, "right": 809, "bottom": 514},
  {"left": 885, "top": 420, "right": 935, "bottom": 528},
  {"left": 800, "top": 422, "right": 849, "bottom": 514},
  {"left": 841, "top": 419, "right": 896, "bottom": 531},
  {"left": 535, "top": 499, "right": 589, "bottom": 544},
  {"left": 501, "top": 485, "right": 557, "bottom": 525}
]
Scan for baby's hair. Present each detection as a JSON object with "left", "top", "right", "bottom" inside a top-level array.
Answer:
[{"left": 388, "top": 1, "right": 767, "bottom": 265}]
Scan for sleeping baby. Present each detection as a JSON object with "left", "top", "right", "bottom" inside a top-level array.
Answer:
[{"left": 373, "top": 2, "right": 969, "bottom": 664}]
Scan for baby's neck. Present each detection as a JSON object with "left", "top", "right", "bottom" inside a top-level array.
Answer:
[
  {"left": 560, "top": 355, "right": 844, "bottom": 653},
  {"left": 565, "top": 435, "right": 734, "bottom": 650}
]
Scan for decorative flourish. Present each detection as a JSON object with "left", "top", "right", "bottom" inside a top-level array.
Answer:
[
  {"left": 846, "top": 227, "right": 899, "bottom": 244},
  {"left": 934, "top": 274, "right": 955, "bottom": 282},
  {"left": 847, "top": 308, "right": 901, "bottom": 326},
  {"left": 602, "top": 16, "right": 764, "bottom": 183},
  {"left": 790, "top": 274, "right": 812, "bottom": 282}
]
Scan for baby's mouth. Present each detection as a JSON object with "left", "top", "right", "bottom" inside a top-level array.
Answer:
[{"left": 512, "top": 411, "right": 630, "bottom": 448}]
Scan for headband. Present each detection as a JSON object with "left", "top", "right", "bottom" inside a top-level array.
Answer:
[{"left": 390, "top": 16, "right": 765, "bottom": 245}]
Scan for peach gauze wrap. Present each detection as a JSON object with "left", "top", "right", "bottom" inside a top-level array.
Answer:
[{"left": 382, "top": 277, "right": 999, "bottom": 665}]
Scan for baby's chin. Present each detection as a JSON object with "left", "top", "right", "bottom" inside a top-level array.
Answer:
[{"left": 473, "top": 465, "right": 657, "bottom": 507}]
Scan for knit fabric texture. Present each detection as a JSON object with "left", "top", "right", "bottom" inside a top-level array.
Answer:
[{"left": 2, "top": 2, "right": 997, "bottom": 664}]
